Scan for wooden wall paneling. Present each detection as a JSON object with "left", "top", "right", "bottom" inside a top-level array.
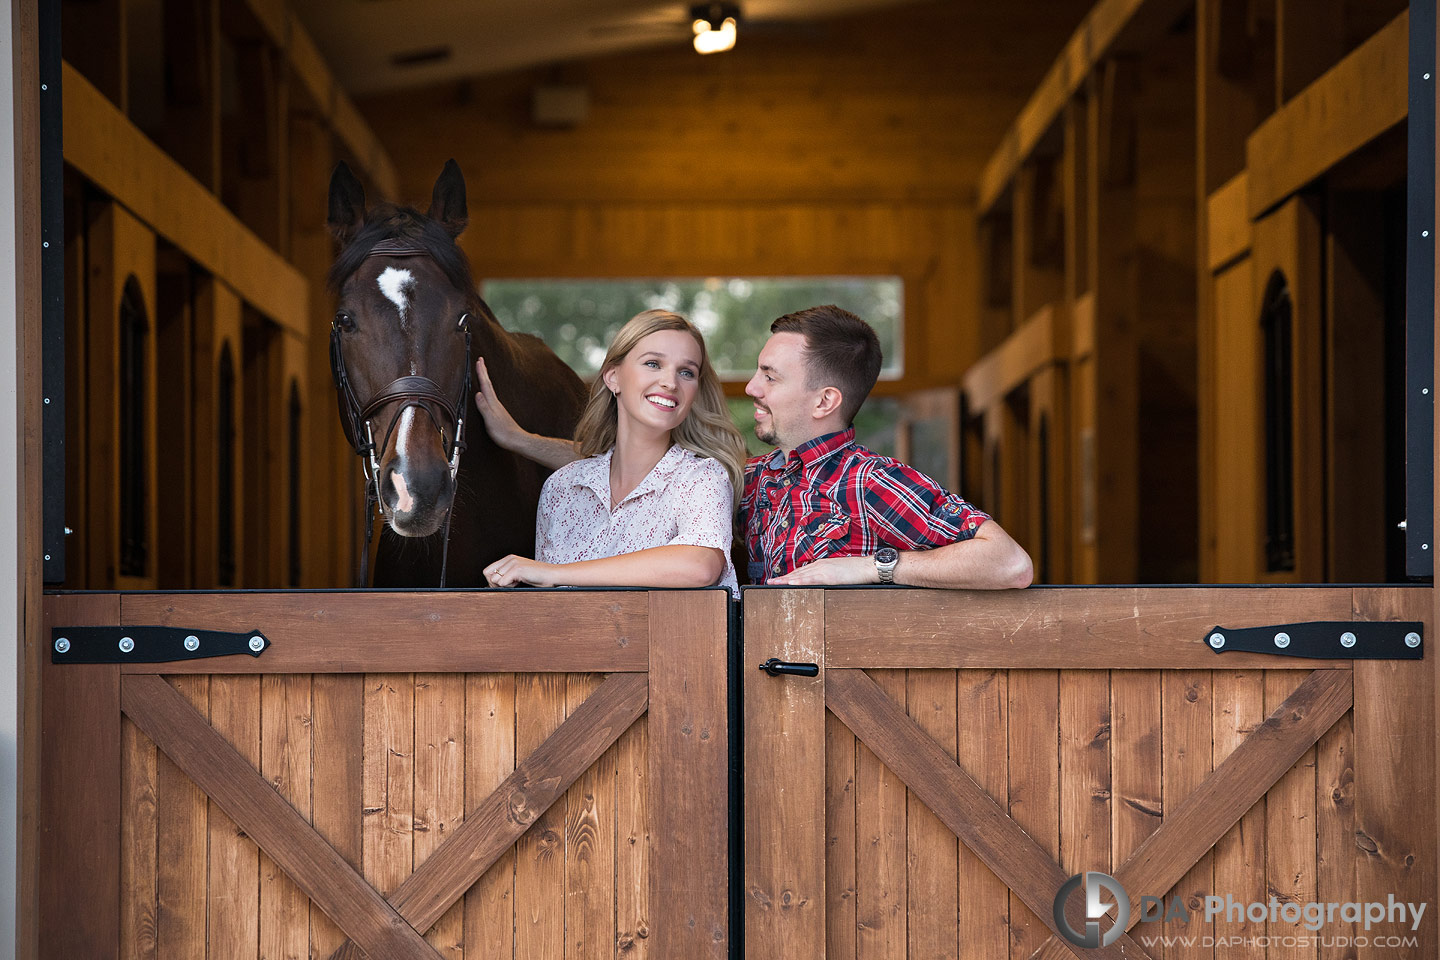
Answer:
[
  {"left": 1088, "top": 60, "right": 1140, "bottom": 583},
  {"left": 157, "top": 0, "right": 221, "bottom": 191},
  {"left": 1006, "top": 669, "right": 1059, "bottom": 960},
  {"left": 463, "top": 673, "right": 518, "bottom": 959},
  {"left": 855, "top": 667, "right": 907, "bottom": 960},
  {"left": 514, "top": 673, "right": 566, "bottom": 960},
  {"left": 1109, "top": 669, "right": 1162, "bottom": 946},
  {"left": 86, "top": 202, "right": 158, "bottom": 589},
  {"left": 1058, "top": 669, "right": 1111, "bottom": 878},
  {"left": 39, "top": 595, "right": 122, "bottom": 960},
  {"left": 1277, "top": 0, "right": 1348, "bottom": 105},
  {"left": 1070, "top": 296, "right": 1097, "bottom": 581},
  {"left": 414, "top": 671, "right": 466, "bottom": 957},
  {"left": 208, "top": 672, "right": 262, "bottom": 960},
  {"left": 121, "top": 698, "right": 159, "bottom": 960},
  {"left": 225, "top": 39, "right": 289, "bottom": 253},
  {"left": 312, "top": 673, "right": 365, "bottom": 957},
  {"left": 826, "top": 694, "right": 857, "bottom": 960},
  {"left": 1314, "top": 672, "right": 1357, "bottom": 960},
  {"left": 278, "top": 328, "right": 307, "bottom": 587},
  {"left": 1251, "top": 194, "right": 1325, "bottom": 581},
  {"left": 1013, "top": 157, "right": 1065, "bottom": 328},
  {"left": 1353, "top": 588, "right": 1438, "bottom": 960},
  {"left": 1198, "top": 0, "right": 1275, "bottom": 199},
  {"left": 562, "top": 673, "right": 615, "bottom": 960},
  {"left": 954, "top": 668, "right": 1009, "bottom": 960},
  {"left": 156, "top": 675, "right": 209, "bottom": 957},
  {"left": 260, "top": 674, "right": 313, "bottom": 959},
  {"left": 153, "top": 247, "right": 194, "bottom": 588},
  {"left": 1325, "top": 187, "right": 1389, "bottom": 582},
  {"left": 744, "top": 590, "right": 825, "bottom": 957},
  {"left": 363, "top": 672, "right": 415, "bottom": 905},
  {"left": 240, "top": 309, "right": 274, "bottom": 587},
  {"left": 979, "top": 205, "right": 1015, "bottom": 353},
  {"left": 1246, "top": 10, "right": 1408, "bottom": 219},
  {"left": 1207, "top": 248, "right": 1260, "bottom": 581},
  {"left": 1159, "top": 670, "right": 1212, "bottom": 958},
  {"left": 61, "top": 0, "right": 125, "bottom": 108},
  {"left": 962, "top": 305, "right": 1055, "bottom": 416},
  {"left": 905, "top": 669, "right": 959, "bottom": 960},
  {"left": 1000, "top": 389, "right": 1030, "bottom": 549},
  {"left": 1029, "top": 366, "right": 1069, "bottom": 583},
  {"left": 191, "top": 279, "right": 244, "bottom": 588},
  {"left": 1262, "top": 669, "right": 1317, "bottom": 960},
  {"left": 1210, "top": 669, "right": 1266, "bottom": 945}
]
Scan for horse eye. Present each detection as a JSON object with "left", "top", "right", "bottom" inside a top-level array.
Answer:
[{"left": 334, "top": 312, "right": 355, "bottom": 332}]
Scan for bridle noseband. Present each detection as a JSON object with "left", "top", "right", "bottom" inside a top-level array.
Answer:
[{"left": 330, "top": 237, "right": 474, "bottom": 587}]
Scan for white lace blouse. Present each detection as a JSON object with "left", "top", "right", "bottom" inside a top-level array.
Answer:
[{"left": 536, "top": 444, "right": 739, "bottom": 593}]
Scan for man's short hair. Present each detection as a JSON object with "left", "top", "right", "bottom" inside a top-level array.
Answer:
[{"left": 771, "top": 305, "right": 883, "bottom": 425}]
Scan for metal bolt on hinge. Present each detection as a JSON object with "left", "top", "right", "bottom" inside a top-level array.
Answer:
[
  {"left": 1208, "top": 632, "right": 1225, "bottom": 649},
  {"left": 1406, "top": 632, "right": 1422, "bottom": 648},
  {"left": 1274, "top": 632, "right": 1290, "bottom": 649},
  {"left": 53, "top": 637, "right": 69, "bottom": 654},
  {"left": 1340, "top": 632, "right": 1357, "bottom": 648},
  {"left": 248, "top": 636, "right": 265, "bottom": 652},
  {"left": 118, "top": 637, "right": 134, "bottom": 653},
  {"left": 184, "top": 635, "right": 200, "bottom": 652},
  {"left": 1398, "top": 519, "right": 1408, "bottom": 530}
]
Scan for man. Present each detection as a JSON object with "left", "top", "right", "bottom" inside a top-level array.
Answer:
[
  {"left": 741, "top": 305, "right": 1030, "bottom": 588},
  {"left": 472, "top": 304, "right": 1032, "bottom": 589}
]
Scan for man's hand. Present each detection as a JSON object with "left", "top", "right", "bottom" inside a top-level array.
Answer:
[
  {"left": 483, "top": 554, "right": 559, "bottom": 588},
  {"left": 770, "top": 556, "right": 879, "bottom": 586},
  {"left": 474, "top": 356, "right": 527, "bottom": 452}
]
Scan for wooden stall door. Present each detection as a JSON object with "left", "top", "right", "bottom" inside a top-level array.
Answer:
[
  {"left": 744, "top": 586, "right": 1436, "bottom": 960},
  {"left": 40, "top": 590, "right": 729, "bottom": 960}
]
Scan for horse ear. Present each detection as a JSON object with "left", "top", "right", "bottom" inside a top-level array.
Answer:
[
  {"left": 327, "top": 162, "right": 367, "bottom": 245},
  {"left": 427, "top": 159, "right": 468, "bottom": 238}
]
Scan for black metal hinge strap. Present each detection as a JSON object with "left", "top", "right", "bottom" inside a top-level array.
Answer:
[
  {"left": 51, "top": 626, "right": 271, "bottom": 663},
  {"left": 1206, "top": 621, "right": 1422, "bottom": 659}
]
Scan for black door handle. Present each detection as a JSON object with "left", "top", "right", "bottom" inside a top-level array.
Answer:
[{"left": 758, "top": 657, "right": 819, "bottom": 677}]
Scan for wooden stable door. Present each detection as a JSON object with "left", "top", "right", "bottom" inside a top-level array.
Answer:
[
  {"left": 744, "top": 587, "right": 1436, "bottom": 960},
  {"left": 40, "top": 590, "right": 730, "bottom": 960}
]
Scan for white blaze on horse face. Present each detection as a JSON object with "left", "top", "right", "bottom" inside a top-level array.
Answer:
[
  {"left": 391, "top": 469, "right": 415, "bottom": 514},
  {"left": 377, "top": 267, "right": 416, "bottom": 324}
]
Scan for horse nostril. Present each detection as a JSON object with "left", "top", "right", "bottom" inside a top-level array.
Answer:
[{"left": 389, "top": 470, "right": 416, "bottom": 514}]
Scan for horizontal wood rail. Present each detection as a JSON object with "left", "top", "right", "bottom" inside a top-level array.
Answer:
[
  {"left": 62, "top": 61, "right": 309, "bottom": 336},
  {"left": 822, "top": 586, "right": 1386, "bottom": 668},
  {"left": 1246, "top": 10, "right": 1408, "bottom": 218},
  {"left": 977, "top": 0, "right": 1192, "bottom": 215},
  {"left": 115, "top": 591, "right": 650, "bottom": 672},
  {"left": 962, "top": 303, "right": 1060, "bottom": 413}
]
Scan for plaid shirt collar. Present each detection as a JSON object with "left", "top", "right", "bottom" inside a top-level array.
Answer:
[{"left": 765, "top": 427, "right": 857, "bottom": 473}]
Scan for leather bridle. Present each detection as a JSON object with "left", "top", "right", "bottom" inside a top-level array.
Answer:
[{"left": 329, "top": 237, "right": 473, "bottom": 587}]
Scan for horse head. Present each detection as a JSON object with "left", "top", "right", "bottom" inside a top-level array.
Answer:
[{"left": 327, "top": 159, "right": 477, "bottom": 540}]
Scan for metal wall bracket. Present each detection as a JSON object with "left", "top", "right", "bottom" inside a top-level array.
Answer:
[
  {"left": 51, "top": 626, "right": 271, "bottom": 663},
  {"left": 1206, "top": 622, "right": 1422, "bottom": 659}
]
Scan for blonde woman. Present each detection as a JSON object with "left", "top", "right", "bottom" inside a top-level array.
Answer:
[{"left": 479, "top": 310, "right": 746, "bottom": 591}]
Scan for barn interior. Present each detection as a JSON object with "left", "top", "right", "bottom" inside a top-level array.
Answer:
[{"left": 55, "top": 0, "right": 1420, "bottom": 589}]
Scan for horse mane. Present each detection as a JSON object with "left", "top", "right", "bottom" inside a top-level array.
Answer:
[{"left": 327, "top": 202, "right": 476, "bottom": 297}]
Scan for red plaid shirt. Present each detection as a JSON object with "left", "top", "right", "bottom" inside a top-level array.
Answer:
[{"left": 741, "top": 428, "right": 990, "bottom": 584}]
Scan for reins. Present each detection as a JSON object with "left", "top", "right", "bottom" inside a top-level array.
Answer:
[{"left": 330, "top": 237, "right": 474, "bottom": 587}]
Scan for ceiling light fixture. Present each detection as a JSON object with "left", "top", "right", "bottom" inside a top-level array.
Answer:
[{"left": 691, "top": 2, "right": 739, "bottom": 54}]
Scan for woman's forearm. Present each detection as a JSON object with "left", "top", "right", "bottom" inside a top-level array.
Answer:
[
  {"left": 508, "top": 431, "right": 581, "bottom": 471},
  {"left": 551, "top": 544, "right": 724, "bottom": 588}
]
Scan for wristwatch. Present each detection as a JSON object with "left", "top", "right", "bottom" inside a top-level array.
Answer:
[{"left": 874, "top": 547, "right": 900, "bottom": 584}]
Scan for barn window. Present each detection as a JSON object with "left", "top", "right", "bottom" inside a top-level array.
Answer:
[
  {"left": 218, "top": 343, "right": 236, "bottom": 587},
  {"left": 481, "top": 277, "right": 903, "bottom": 380},
  {"left": 118, "top": 276, "right": 149, "bottom": 579},
  {"left": 288, "top": 379, "right": 302, "bottom": 587},
  {"left": 1261, "top": 269, "right": 1295, "bottom": 572}
]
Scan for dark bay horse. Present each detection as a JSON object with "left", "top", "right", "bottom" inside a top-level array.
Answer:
[{"left": 327, "top": 159, "right": 586, "bottom": 586}]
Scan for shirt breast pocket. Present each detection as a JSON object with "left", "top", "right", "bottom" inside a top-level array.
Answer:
[{"left": 799, "top": 511, "right": 851, "bottom": 559}]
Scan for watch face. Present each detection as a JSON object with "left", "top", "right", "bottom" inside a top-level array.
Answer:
[{"left": 876, "top": 547, "right": 899, "bottom": 564}]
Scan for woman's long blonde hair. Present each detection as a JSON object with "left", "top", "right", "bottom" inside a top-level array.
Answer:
[{"left": 574, "top": 310, "right": 747, "bottom": 505}]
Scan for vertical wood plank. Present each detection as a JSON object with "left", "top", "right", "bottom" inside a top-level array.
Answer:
[
  {"left": 1161, "top": 671, "right": 1213, "bottom": 959},
  {"left": 364, "top": 673, "right": 415, "bottom": 899},
  {"left": 464, "top": 673, "right": 516, "bottom": 960},
  {"left": 1264, "top": 669, "right": 1316, "bottom": 960},
  {"left": 311, "top": 674, "right": 364, "bottom": 957},
  {"left": 414, "top": 673, "right": 466, "bottom": 958},
  {"left": 156, "top": 676, "right": 209, "bottom": 958},
  {"left": 1059, "top": 670, "right": 1111, "bottom": 878},
  {"left": 856, "top": 669, "right": 906, "bottom": 960},
  {"left": 906, "top": 670, "right": 958, "bottom": 960},
  {"left": 567, "top": 673, "right": 617, "bottom": 960},
  {"left": 649, "top": 591, "right": 728, "bottom": 958},
  {"left": 826, "top": 708, "right": 857, "bottom": 960},
  {"left": 1354, "top": 589, "right": 1436, "bottom": 960},
  {"left": 615, "top": 710, "right": 650, "bottom": 959},
  {"left": 41, "top": 595, "right": 122, "bottom": 960},
  {"left": 121, "top": 711, "right": 158, "bottom": 960},
  {"left": 207, "top": 674, "right": 261, "bottom": 960},
  {"left": 1111, "top": 671, "right": 1162, "bottom": 946},
  {"left": 955, "top": 670, "right": 1009, "bottom": 960},
  {"left": 514, "top": 672, "right": 566, "bottom": 960},
  {"left": 745, "top": 590, "right": 825, "bottom": 958},
  {"left": 1211, "top": 670, "right": 1266, "bottom": 947},
  {"left": 1315, "top": 685, "right": 1356, "bottom": 960},
  {"left": 1007, "top": 669, "right": 1059, "bottom": 960},
  {"left": 261, "top": 675, "right": 312, "bottom": 960}
]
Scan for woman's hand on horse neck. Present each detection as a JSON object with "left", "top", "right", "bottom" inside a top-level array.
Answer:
[{"left": 474, "top": 356, "right": 579, "bottom": 470}]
